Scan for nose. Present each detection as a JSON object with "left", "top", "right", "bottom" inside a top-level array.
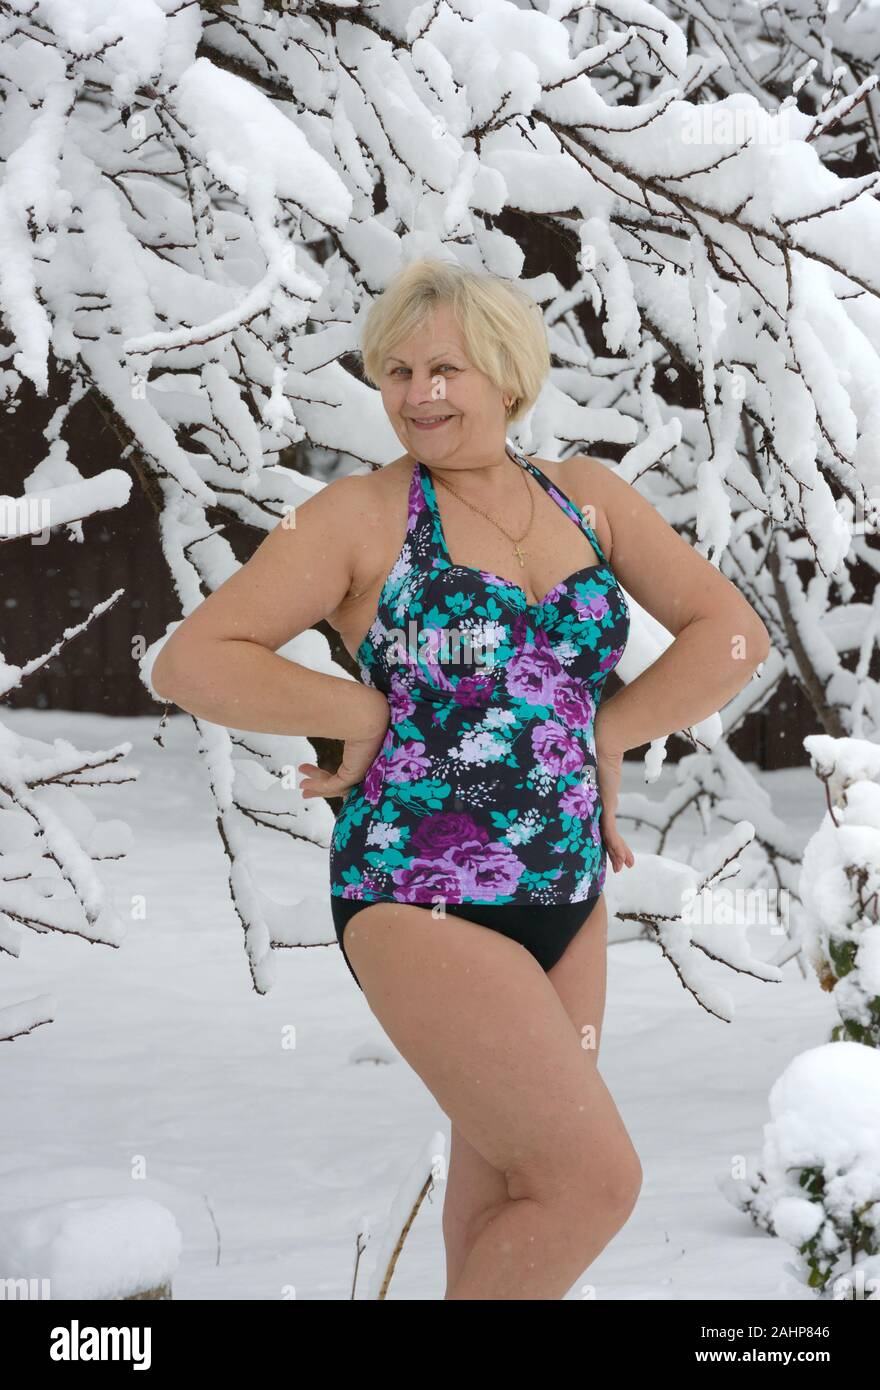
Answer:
[{"left": 404, "top": 370, "right": 447, "bottom": 409}]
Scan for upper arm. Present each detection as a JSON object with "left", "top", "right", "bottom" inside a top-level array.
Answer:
[
  {"left": 152, "top": 474, "right": 364, "bottom": 690},
  {"left": 575, "top": 456, "right": 771, "bottom": 651}
]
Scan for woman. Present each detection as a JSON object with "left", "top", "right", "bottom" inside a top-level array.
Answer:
[{"left": 152, "top": 258, "right": 770, "bottom": 1300}]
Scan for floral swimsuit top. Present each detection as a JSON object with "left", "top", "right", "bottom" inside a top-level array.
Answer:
[{"left": 329, "top": 441, "right": 630, "bottom": 908}]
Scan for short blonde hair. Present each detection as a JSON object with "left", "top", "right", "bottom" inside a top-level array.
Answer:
[{"left": 359, "top": 258, "right": 550, "bottom": 422}]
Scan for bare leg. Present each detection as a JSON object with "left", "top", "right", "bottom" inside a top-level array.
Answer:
[
  {"left": 441, "top": 895, "right": 611, "bottom": 1293},
  {"left": 442, "top": 1124, "right": 510, "bottom": 1294},
  {"left": 342, "top": 899, "right": 642, "bottom": 1301}
]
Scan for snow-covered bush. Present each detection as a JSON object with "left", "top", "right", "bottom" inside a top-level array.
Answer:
[
  {"left": 0, "top": 515, "right": 136, "bottom": 1042},
  {"left": 723, "top": 1042, "right": 880, "bottom": 1297},
  {"left": 2, "top": 0, "right": 879, "bottom": 1002},
  {"left": 799, "top": 734, "right": 880, "bottom": 1047},
  {"left": 0, "top": 1194, "right": 181, "bottom": 1301},
  {"left": 601, "top": 831, "right": 786, "bottom": 1020},
  {"left": 650, "top": 0, "right": 880, "bottom": 176}
]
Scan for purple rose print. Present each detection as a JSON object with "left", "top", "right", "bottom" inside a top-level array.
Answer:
[
  {"left": 507, "top": 628, "right": 562, "bottom": 704},
  {"left": 599, "top": 645, "right": 625, "bottom": 672},
  {"left": 411, "top": 813, "right": 489, "bottom": 856},
  {"left": 531, "top": 720, "right": 585, "bottom": 776},
  {"left": 363, "top": 728, "right": 394, "bottom": 806},
  {"left": 440, "top": 840, "right": 525, "bottom": 899},
  {"left": 552, "top": 675, "right": 595, "bottom": 729},
  {"left": 541, "top": 580, "right": 567, "bottom": 605},
  {"left": 573, "top": 591, "right": 609, "bottom": 622},
  {"left": 454, "top": 673, "right": 496, "bottom": 706},
  {"left": 560, "top": 780, "right": 598, "bottom": 818},
  {"left": 386, "top": 740, "right": 431, "bottom": 783},
  {"left": 547, "top": 484, "right": 576, "bottom": 518},
  {"left": 341, "top": 873, "right": 382, "bottom": 900},
  {"left": 391, "top": 860, "right": 469, "bottom": 903},
  {"left": 329, "top": 447, "right": 631, "bottom": 917},
  {"left": 388, "top": 672, "right": 415, "bottom": 724},
  {"left": 392, "top": 838, "right": 525, "bottom": 903},
  {"left": 413, "top": 627, "right": 457, "bottom": 693}
]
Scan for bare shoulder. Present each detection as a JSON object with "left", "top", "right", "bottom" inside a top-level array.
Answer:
[
  {"left": 325, "top": 452, "right": 411, "bottom": 566},
  {"left": 315, "top": 454, "right": 409, "bottom": 520},
  {"left": 529, "top": 452, "right": 615, "bottom": 562},
  {"left": 152, "top": 456, "right": 412, "bottom": 675},
  {"left": 555, "top": 453, "right": 612, "bottom": 506},
  {"left": 552, "top": 452, "right": 771, "bottom": 644}
]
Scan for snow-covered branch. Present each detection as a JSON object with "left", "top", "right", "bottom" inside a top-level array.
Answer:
[{"left": 2, "top": 0, "right": 878, "bottom": 1011}]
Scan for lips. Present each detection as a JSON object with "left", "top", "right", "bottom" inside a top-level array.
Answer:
[{"left": 411, "top": 415, "right": 454, "bottom": 428}]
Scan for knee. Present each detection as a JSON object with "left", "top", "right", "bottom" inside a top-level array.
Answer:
[
  {"left": 566, "top": 1147, "right": 642, "bottom": 1252},
  {"left": 570, "top": 1161, "right": 641, "bottom": 1232},
  {"left": 508, "top": 1142, "right": 642, "bottom": 1223},
  {"left": 609, "top": 1150, "right": 643, "bottom": 1216}
]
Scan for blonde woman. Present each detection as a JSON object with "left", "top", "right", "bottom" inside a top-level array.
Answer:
[{"left": 153, "top": 258, "right": 770, "bottom": 1300}]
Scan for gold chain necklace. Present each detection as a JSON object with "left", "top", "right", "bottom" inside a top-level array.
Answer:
[{"left": 433, "top": 456, "right": 535, "bottom": 567}]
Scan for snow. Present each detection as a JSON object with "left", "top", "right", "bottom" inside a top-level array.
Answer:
[
  {"left": 0, "top": 1194, "right": 181, "bottom": 1301},
  {"left": 1, "top": 0, "right": 879, "bottom": 1305},
  {"left": 2, "top": 0, "right": 878, "bottom": 574},
  {"left": 1, "top": 454, "right": 131, "bottom": 539},
  {"left": 172, "top": 58, "right": 351, "bottom": 233},
  {"left": 723, "top": 1042, "right": 880, "bottom": 1292},
  {"left": 797, "top": 736, "right": 880, "bottom": 1045},
  {"left": 0, "top": 706, "right": 848, "bottom": 1300}
]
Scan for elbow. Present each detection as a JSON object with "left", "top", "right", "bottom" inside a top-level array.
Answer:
[
  {"left": 150, "top": 620, "right": 208, "bottom": 703},
  {"left": 748, "top": 620, "right": 771, "bottom": 666},
  {"left": 151, "top": 646, "right": 185, "bottom": 702},
  {"left": 702, "top": 608, "right": 771, "bottom": 667},
  {"left": 721, "top": 603, "right": 770, "bottom": 667}
]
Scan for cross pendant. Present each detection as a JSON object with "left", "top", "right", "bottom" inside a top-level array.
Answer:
[{"left": 513, "top": 543, "right": 527, "bottom": 567}]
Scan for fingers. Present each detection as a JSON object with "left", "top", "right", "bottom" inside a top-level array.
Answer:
[
  {"left": 297, "top": 763, "right": 321, "bottom": 798},
  {"left": 301, "top": 779, "right": 345, "bottom": 798},
  {"left": 607, "top": 835, "right": 634, "bottom": 870},
  {"left": 601, "top": 810, "right": 635, "bottom": 872},
  {"left": 300, "top": 775, "right": 342, "bottom": 798},
  {"left": 297, "top": 763, "right": 356, "bottom": 799},
  {"left": 297, "top": 762, "right": 332, "bottom": 797},
  {"left": 608, "top": 839, "right": 635, "bottom": 872}
]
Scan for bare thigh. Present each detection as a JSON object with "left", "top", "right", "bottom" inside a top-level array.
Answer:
[
  {"left": 342, "top": 898, "right": 638, "bottom": 1206},
  {"left": 442, "top": 894, "right": 611, "bottom": 1227},
  {"left": 547, "top": 891, "right": 609, "bottom": 1060}
]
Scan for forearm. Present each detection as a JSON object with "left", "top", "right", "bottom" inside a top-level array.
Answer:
[
  {"left": 153, "top": 639, "right": 388, "bottom": 739},
  {"left": 595, "top": 613, "right": 769, "bottom": 754}
]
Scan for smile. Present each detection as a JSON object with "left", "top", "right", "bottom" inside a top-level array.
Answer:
[{"left": 411, "top": 416, "right": 455, "bottom": 429}]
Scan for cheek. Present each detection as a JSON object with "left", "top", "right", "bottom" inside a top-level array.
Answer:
[
  {"left": 381, "top": 385, "right": 403, "bottom": 412},
  {"left": 446, "top": 382, "right": 475, "bottom": 411}
]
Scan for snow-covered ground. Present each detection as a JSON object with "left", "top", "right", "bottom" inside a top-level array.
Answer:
[{"left": 1, "top": 708, "right": 836, "bottom": 1300}]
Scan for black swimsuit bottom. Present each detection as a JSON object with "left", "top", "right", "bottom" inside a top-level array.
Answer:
[
  {"left": 328, "top": 442, "right": 630, "bottom": 993},
  {"left": 332, "top": 893, "right": 603, "bottom": 992}
]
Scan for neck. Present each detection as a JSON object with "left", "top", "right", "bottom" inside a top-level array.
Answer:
[{"left": 418, "top": 443, "right": 519, "bottom": 498}]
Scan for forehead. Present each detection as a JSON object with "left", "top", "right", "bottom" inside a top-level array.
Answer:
[
  {"left": 388, "top": 305, "right": 466, "bottom": 360},
  {"left": 387, "top": 340, "right": 463, "bottom": 362}
]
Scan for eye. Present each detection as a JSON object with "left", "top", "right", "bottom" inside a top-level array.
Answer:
[{"left": 389, "top": 363, "right": 459, "bottom": 376}]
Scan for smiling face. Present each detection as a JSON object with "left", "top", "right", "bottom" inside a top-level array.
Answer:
[{"left": 380, "top": 301, "right": 509, "bottom": 463}]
